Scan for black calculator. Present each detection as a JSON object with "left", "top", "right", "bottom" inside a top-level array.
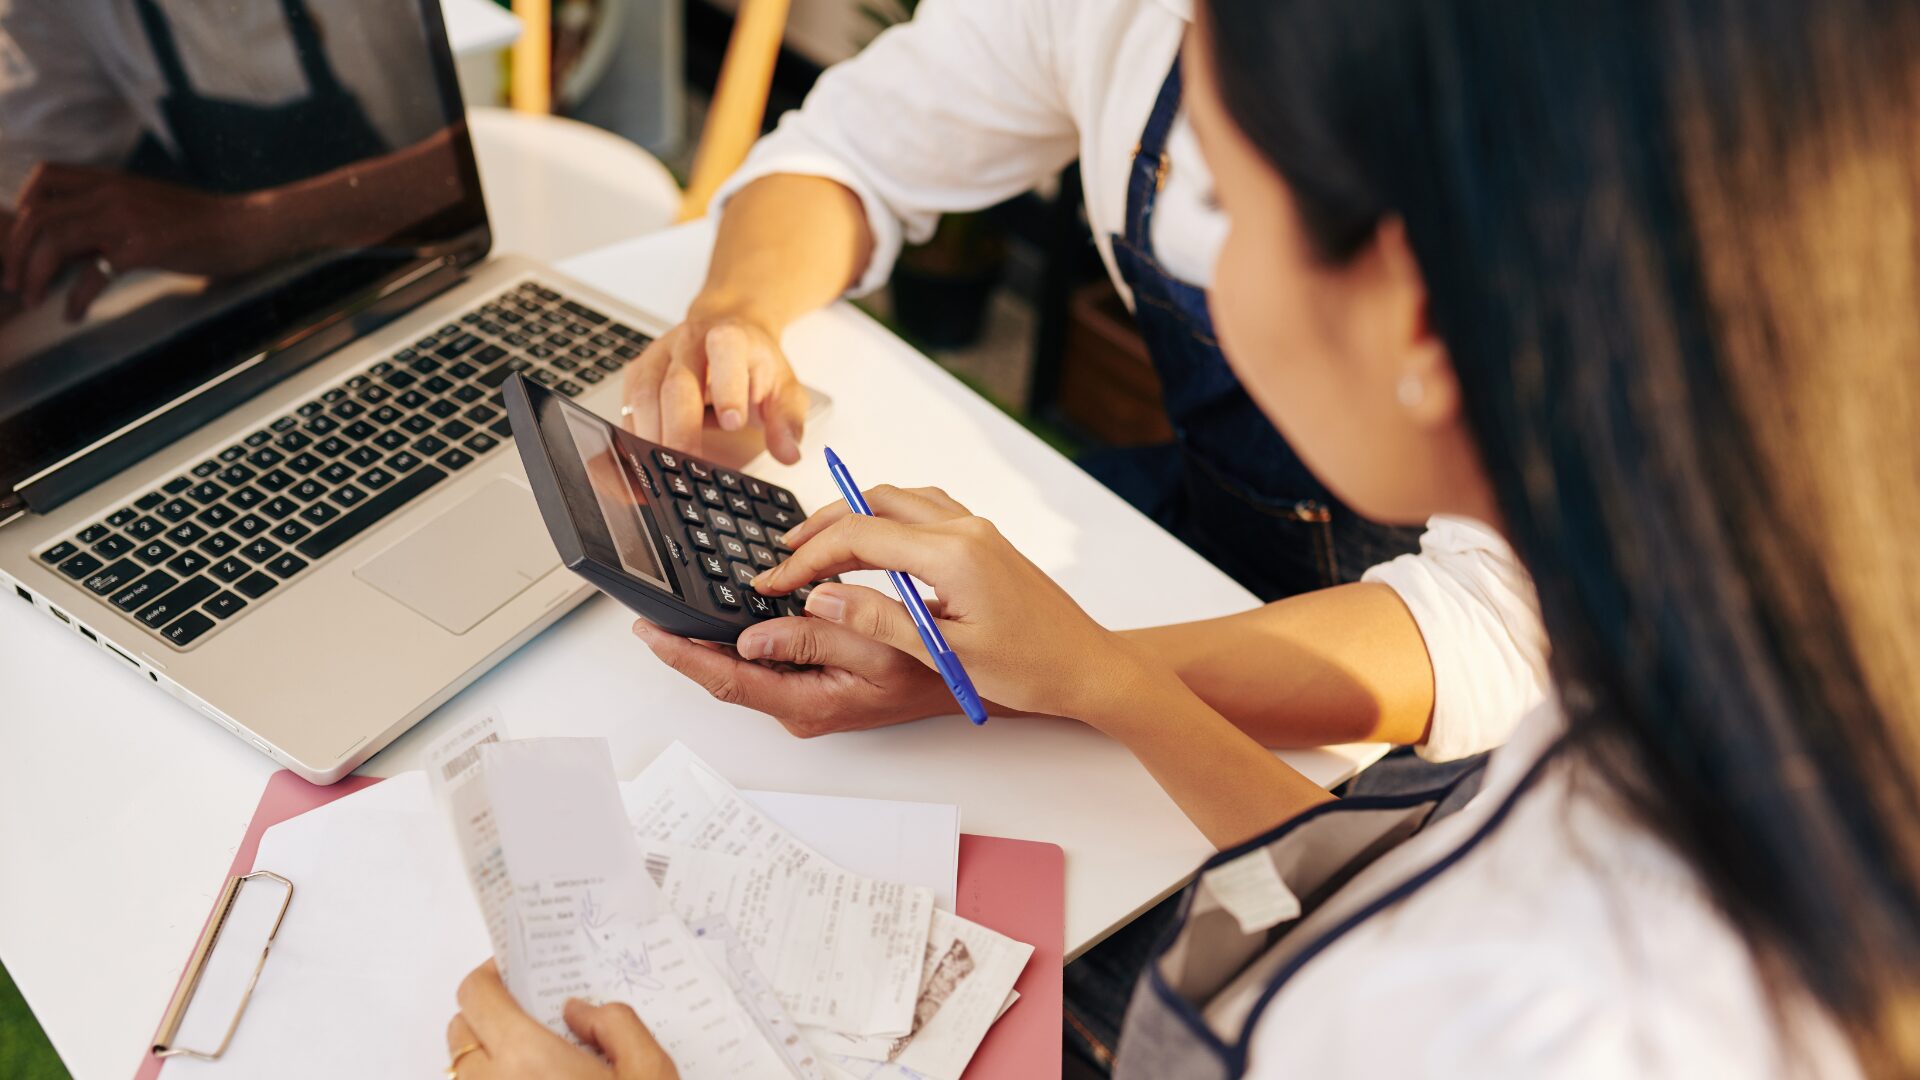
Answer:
[{"left": 504, "top": 374, "right": 830, "bottom": 642}]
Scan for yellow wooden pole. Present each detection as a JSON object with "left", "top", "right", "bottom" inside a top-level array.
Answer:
[
  {"left": 511, "top": 0, "right": 552, "bottom": 114},
  {"left": 677, "top": 0, "right": 792, "bottom": 221}
]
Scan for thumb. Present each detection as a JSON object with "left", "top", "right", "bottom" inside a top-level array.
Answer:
[
  {"left": 736, "top": 611, "right": 925, "bottom": 669},
  {"left": 563, "top": 999, "right": 679, "bottom": 1079},
  {"left": 798, "top": 582, "right": 933, "bottom": 664}
]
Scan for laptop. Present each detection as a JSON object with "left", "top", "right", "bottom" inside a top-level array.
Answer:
[{"left": 0, "top": 0, "right": 678, "bottom": 783}]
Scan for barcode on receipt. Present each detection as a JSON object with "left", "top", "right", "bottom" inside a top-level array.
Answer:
[{"left": 440, "top": 733, "right": 500, "bottom": 781}]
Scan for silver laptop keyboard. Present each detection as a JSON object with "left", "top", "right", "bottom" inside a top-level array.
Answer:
[{"left": 30, "top": 279, "right": 651, "bottom": 651}]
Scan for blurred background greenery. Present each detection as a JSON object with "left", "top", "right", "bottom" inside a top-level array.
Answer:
[{"left": 1, "top": 959, "right": 71, "bottom": 1080}]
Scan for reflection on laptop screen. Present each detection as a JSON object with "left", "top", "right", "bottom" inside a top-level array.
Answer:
[{"left": 0, "top": 0, "right": 485, "bottom": 505}]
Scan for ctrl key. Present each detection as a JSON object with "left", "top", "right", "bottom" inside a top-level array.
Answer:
[{"left": 161, "top": 610, "right": 216, "bottom": 647}]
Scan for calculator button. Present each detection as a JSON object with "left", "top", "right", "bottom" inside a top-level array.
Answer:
[
  {"left": 83, "top": 559, "right": 141, "bottom": 596},
  {"left": 716, "top": 470, "right": 742, "bottom": 492},
  {"left": 744, "top": 478, "right": 771, "bottom": 502},
  {"left": 760, "top": 505, "right": 801, "bottom": 530},
  {"left": 779, "top": 598, "right": 807, "bottom": 618},
  {"left": 161, "top": 610, "right": 217, "bottom": 647},
  {"left": 696, "top": 483, "right": 725, "bottom": 508},
  {"left": 654, "top": 449, "right": 682, "bottom": 472},
  {"left": 726, "top": 493, "right": 754, "bottom": 517},
  {"left": 748, "top": 544, "right": 779, "bottom": 570},
  {"left": 736, "top": 518, "right": 767, "bottom": 544},
  {"left": 745, "top": 592, "right": 779, "bottom": 619},
  {"left": 665, "top": 474, "right": 694, "bottom": 499},
  {"left": 38, "top": 540, "right": 78, "bottom": 565},
  {"left": 677, "top": 500, "right": 706, "bottom": 526},
  {"left": 686, "top": 460, "right": 713, "bottom": 481},
  {"left": 731, "top": 562, "right": 758, "bottom": 588},
  {"left": 204, "top": 591, "right": 248, "bottom": 620},
  {"left": 767, "top": 528, "right": 793, "bottom": 554},
  {"left": 719, "top": 535, "right": 749, "bottom": 561},
  {"left": 708, "top": 509, "right": 738, "bottom": 536},
  {"left": 94, "top": 534, "right": 134, "bottom": 559},
  {"left": 687, "top": 527, "right": 717, "bottom": 552},
  {"left": 700, "top": 553, "right": 729, "bottom": 580},
  {"left": 710, "top": 581, "right": 743, "bottom": 610},
  {"left": 58, "top": 551, "right": 103, "bottom": 580}
]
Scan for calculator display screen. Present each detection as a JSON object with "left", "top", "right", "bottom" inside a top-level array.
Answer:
[{"left": 562, "top": 408, "right": 673, "bottom": 593}]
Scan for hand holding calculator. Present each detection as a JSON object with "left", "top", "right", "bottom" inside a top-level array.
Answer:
[{"left": 505, "top": 375, "right": 834, "bottom": 641}]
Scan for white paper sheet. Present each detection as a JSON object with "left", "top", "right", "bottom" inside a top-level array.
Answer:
[
  {"left": 624, "top": 744, "right": 935, "bottom": 1036},
  {"left": 743, "top": 790, "right": 961, "bottom": 912}
]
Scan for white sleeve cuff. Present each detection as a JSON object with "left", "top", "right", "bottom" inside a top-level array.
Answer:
[{"left": 1362, "top": 516, "right": 1550, "bottom": 762}]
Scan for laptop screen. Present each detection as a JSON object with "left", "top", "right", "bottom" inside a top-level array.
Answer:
[{"left": 0, "top": 0, "right": 487, "bottom": 509}]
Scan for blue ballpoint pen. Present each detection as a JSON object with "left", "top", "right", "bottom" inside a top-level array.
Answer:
[{"left": 822, "top": 447, "right": 989, "bottom": 725}]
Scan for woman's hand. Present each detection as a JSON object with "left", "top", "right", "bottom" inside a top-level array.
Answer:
[
  {"left": 620, "top": 301, "right": 810, "bottom": 466},
  {"left": 445, "top": 961, "right": 680, "bottom": 1080},
  {"left": 748, "top": 485, "right": 1158, "bottom": 724}
]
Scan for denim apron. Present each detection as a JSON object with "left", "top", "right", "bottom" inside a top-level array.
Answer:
[
  {"left": 1106, "top": 56, "right": 1423, "bottom": 601},
  {"left": 126, "top": 0, "right": 389, "bottom": 192},
  {"left": 1110, "top": 746, "right": 1559, "bottom": 1078}
]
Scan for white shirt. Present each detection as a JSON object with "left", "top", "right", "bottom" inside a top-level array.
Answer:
[
  {"left": 0, "top": 0, "right": 445, "bottom": 201},
  {"left": 1216, "top": 522, "right": 1860, "bottom": 1077},
  {"left": 714, "top": 0, "right": 1226, "bottom": 304}
]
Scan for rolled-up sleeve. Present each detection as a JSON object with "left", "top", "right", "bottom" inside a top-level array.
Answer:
[
  {"left": 711, "top": 0, "right": 1080, "bottom": 295},
  {"left": 1363, "top": 516, "right": 1549, "bottom": 761}
]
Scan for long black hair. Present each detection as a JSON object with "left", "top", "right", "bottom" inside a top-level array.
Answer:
[{"left": 1203, "top": 0, "right": 1920, "bottom": 1071}]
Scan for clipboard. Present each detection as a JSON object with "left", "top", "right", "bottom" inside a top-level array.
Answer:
[{"left": 133, "top": 770, "right": 1064, "bottom": 1079}]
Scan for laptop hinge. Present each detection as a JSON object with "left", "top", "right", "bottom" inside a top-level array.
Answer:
[{"left": 0, "top": 492, "right": 24, "bottom": 530}]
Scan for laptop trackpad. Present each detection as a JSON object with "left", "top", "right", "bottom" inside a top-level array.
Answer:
[{"left": 354, "top": 478, "right": 560, "bottom": 634}]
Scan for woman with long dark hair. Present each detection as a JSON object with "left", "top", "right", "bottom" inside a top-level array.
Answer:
[{"left": 443, "top": 0, "right": 1916, "bottom": 1074}]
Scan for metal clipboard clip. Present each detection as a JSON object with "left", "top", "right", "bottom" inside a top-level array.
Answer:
[{"left": 151, "top": 870, "right": 295, "bottom": 1062}]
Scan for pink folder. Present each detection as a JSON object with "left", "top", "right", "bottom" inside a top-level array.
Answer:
[{"left": 137, "top": 770, "right": 1064, "bottom": 1079}]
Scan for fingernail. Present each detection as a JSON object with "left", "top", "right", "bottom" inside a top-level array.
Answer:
[
  {"left": 737, "top": 632, "right": 768, "bottom": 660},
  {"left": 719, "top": 408, "right": 744, "bottom": 430},
  {"left": 805, "top": 587, "right": 845, "bottom": 622},
  {"left": 752, "top": 569, "right": 774, "bottom": 589}
]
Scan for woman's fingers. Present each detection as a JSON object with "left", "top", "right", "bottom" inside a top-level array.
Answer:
[
  {"left": 658, "top": 351, "right": 707, "bottom": 456},
  {"left": 760, "top": 375, "right": 810, "bottom": 465},
  {"left": 631, "top": 619, "right": 789, "bottom": 707},
  {"left": 622, "top": 337, "right": 672, "bottom": 438},
  {"left": 563, "top": 999, "right": 680, "bottom": 1078},
  {"left": 703, "top": 323, "right": 752, "bottom": 431},
  {"left": 455, "top": 960, "right": 540, "bottom": 1048},
  {"left": 447, "top": 1013, "right": 481, "bottom": 1055},
  {"left": 736, "top": 602, "right": 929, "bottom": 666},
  {"left": 798, "top": 582, "right": 932, "bottom": 661},
  {"left": 780, "top": 485, "right": 969, "bottom": 549},
  {"left": 65, "top": 259, "right": 111, "bottom": 322},
  {"left": 753, "top": 514, "right": 951, "bottom": 595}
]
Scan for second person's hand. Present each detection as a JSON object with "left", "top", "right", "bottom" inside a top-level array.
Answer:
[{"left": 621, "top": 300, "right": 810, "bottom": 465}]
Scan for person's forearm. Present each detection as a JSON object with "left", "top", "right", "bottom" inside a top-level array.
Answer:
[
  {"left": 1120, "top": 582, "right": 1434, "bottom": 749},
  {"left": 1084, "top": 654, "right": 1334, "bottom": 849},
  {"left": 691, "top": 174, "right": 875, "bottom": 330}
]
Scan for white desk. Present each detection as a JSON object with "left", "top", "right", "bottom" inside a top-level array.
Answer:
[{"left": 0, "top": 221, "right": 1383, "bottom": 1080}]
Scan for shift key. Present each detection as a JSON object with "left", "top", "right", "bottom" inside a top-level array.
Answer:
[{"left": 136, "top": 576, "right": 217, "bottom": 628}]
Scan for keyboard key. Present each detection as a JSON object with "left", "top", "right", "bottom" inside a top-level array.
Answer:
[
  {"left": 386, "top": 451, "right": 422, "bottom": 474},
  {"left": 204, "top": 591, "right": 247, "bottom": 620},
  {"left": 745, "top": 592, "right": 779, "bottom": 619},
  {"left": 709, "top": 509, "right": 739, "bottom": 535},
  {"left": 710, "top": 581, "right": 743, "bottom": 609},
  {"left": 107, "top": 508, "right": 138, "bottom": 528},
  {"left": 271, "top": 520, "right": 311, "bottom": 544},
  {"left": 489, "top": 418, "right": 514, "bottom": 438},
  {"left": 76, "top": 524, "right": 110, "bottom": 545},
  {"left": 198, "top": 503, "right": 239, "bottom": 527},
  {"left": 271, "top": 415, "right": 298, "bottom": 432},
  {"left": 112, "top": 569, "right": 178, "bottom": 612},
  {"left": 192, "top": 460, "right": 221, "bottom": 478},
  {"left": 38, "top": 540, "right": 77, "bottom": 564},
  {"left": 375, "top": 430, "right": 409, "bottom": 451},
  {"left": 276, "top": 429, "right": 312, "bottom": 452},
  {"left": 236, "top": 572, "right": 279, "bottom": 599},
  {"left": 447, "top": 361, "right": 479, "bottom": 379},
  {"left": 329, "top": 485, "right": 368, "bottom": 508},
  {"left": 372, "top": 405, "right": 404, "bottom": 426},
  {"left": 201, "top": 533, "right": 240, "bottom": 557},
  {"left": 719, "top": 535, "right": 749, "bottom": 561},
  {"left": 58, "top": 551, "right": 103, "bottom": 579},
  {"left": 346, "top": 446, "right": 382, "bottom": 468},
  {"left": 160, "top": 610, "right": 216, "bottom": 647},
  {"left": 318, "top": 462, "right": 355, "bottom": 486},
  {"left": 359, "top": 384, "right": 391, "bottom": 404},
  {"left": 217, "top": 465, "right": 256, "bottom": 487},
  {"left": 687, "top": 526, "right": 717, "bottom": 552},
  {"left": 84, "top": 559, "right": 141, "bottom": 596},
  {"left": 424, "top": 375, "right": 454, "bottom": 395},
  {"left": 286, "top": 452, "right": 322, "bottom": 474},
  {"left": 246, "top": 447, "right": 283, "bottom": 469},
  {"left": 300, "top": 502, "right": 341, "bottom": 526},
  {"left": 298, "top": 401, "right": 324, "bottom": 417},
  {"left": 304, "top": 414, "right": 339, "bottom": 435},
  {"left": 229, "top": 487, "right": 265, "bottom": 510},
  {"left": 126, "top": 516, "right": 164, "bottom": 540},
  {"left": 135, "top": 540, "right": 176, "bottom": 565},
  {"left": 163, "top": 476, "right": 193, "bottom": 495},
  {"left": 359, "top": 467, "right": 395, "bottom": 490},
  {"left": 317, "top": 436, "right": 350, "bottom": 457},
  {"left": 210, "top": 557, "right": 250, "bottom": 583},
  {"left": 344, "top": 420, "right": 376, "bottom": 442},
  {"left": 529, "top": 368, "right": 559, "bottom": 387},
  {"left": 557, "top": 381, "right": 584, "bottom": 397},
  {"left": 330, "top": 400, "right": 365, "bottom": 420},
  {"left": 576, "top": 367, "right": 605, "bottom": 385},
  {"left": 731, "top": 561, "right": 758, "bottom": 588},
  {"left": 134, "top": 492, "right": 166, "bottom": 511},
  {"left": 93, "top": 534, "right": 133, "bottom": 558},
  {"left": 426, "top": 399, "right": 460, "bottom": 419},
  {"left": 241, "top": 538, "right": 282, "bottom": 563},
  {"left": 262, "top": 497, "right": 298, "bottom": 520},
  {"left": 139, "top": 576, "right": 217, "bottom": 628},
  {"left": 243, "top": 430, "right": 272, "bottom": 448},
  {"left": 464, "top": 433, "right": 499, "bottom": 455},
  {"left": 562, "top": 299, "right": 608, "bottom": 325},
  {"left": 296, "top": 465, "right": 448, "bottom": 560},
  {"left": 165, "top": 521, "right": 208, "bottom": 546},
  {"left": 414, "top": 435, "right": 447, "bottom": 456},
  {"left": 749, "top": 544, "right": 779, "bottom": 569},
  {"left": 384, "top": 369, "right": 418, "bottom": 390},
  {"left": 452, "top": 384, "right": 482, "bottom": 404},
  {"left": 166, "top": 550, "right": 210, "bottom": 576},
  {"left": 156, "top": 499, "right": 193, "bottom": 523},
  {"left": 438, "top": 449, "right": 473, "bottom": 471},
  {"left": 255, "top": 469, "right": 294, "bottom": 493},
  {"left": 736, "top": 518, "right": 767, "bottom": 544},
  {"left": 230, "top": 514, "right": 268, "bottom": 539},
  {"left": 291, "top": 479, "right": 327, "bottom": 502},
  {"left": 267, "top": 553, "right": 308, "bottom": 578}
]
